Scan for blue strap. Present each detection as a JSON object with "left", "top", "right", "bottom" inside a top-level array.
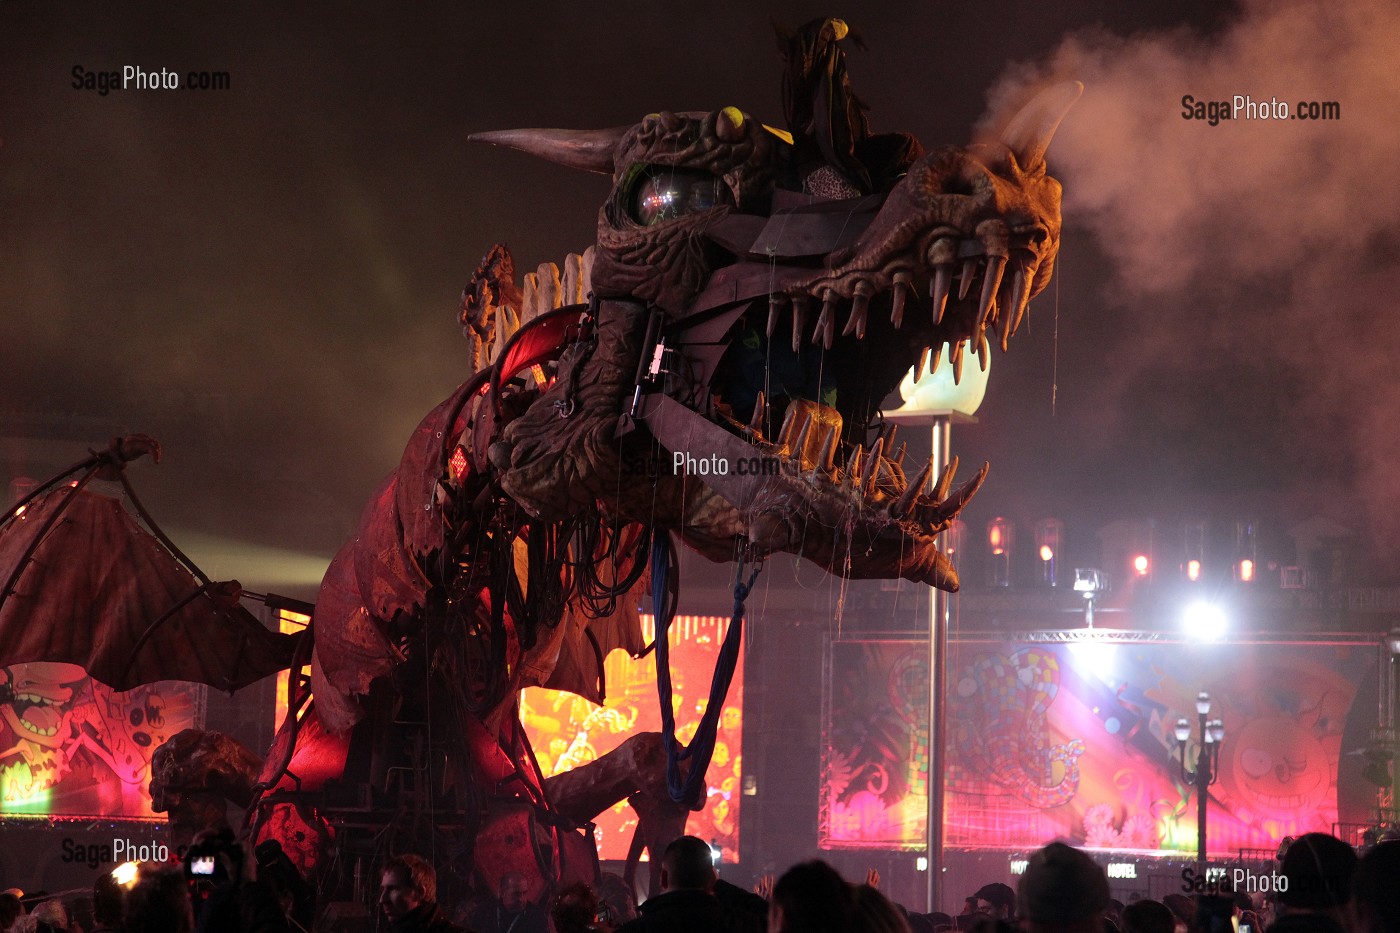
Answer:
[{"left": 651, "top": 534, "right": 758, "bottom": 809}]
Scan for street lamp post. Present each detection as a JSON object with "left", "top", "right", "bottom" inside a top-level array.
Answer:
[
  {"left": 884, "top": 342, "right": 988, "bottom": 913},
  {"left": 1175, "top": 691, "right": 1225, "bottom": 876}
]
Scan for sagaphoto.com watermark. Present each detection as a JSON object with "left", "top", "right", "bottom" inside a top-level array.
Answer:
[
  {"left": 71, "top": 65, "right": 231, "bottom": 96},
  {"left": 1181, "top": 93, "right": 1340, "bottom": 126}
]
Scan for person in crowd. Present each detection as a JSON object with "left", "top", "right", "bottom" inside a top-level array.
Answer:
[
  {"left": 468, "top": 872, "right": 546, "bottom": 933},
  {"left": 851, "top": 884, "right": 910, "bottom": 933},
  {"left": 767, "top": 861, "right": 853, "bottom": 933},
  {"left": 1268, "top": 833, "right": 1357, "bottom": 933},
  {"left": 123, "top": 868, "right": 194, "bottom": 933},
  {"left": 551, "top": 882, "right": 603, "bottom": 933},
  {"left": 0, "top": 893, "right": 22, "bottom": 933},
  {"left": 90, "top": 872, "right": 124, "bottom": 933},
  {"left": 29, "top": 900, "right": 70, "bottom": 933},
  {"left": 596, "top": 874, "right": 639, "bottom": 929},
  {"left": 1122, "top": 899, "right": 1176, "bottom": 933},
  {"left": 925, "top": 912, "right": 954, "bottom": 933},
  {"left": 1161, "top": 896, "right": 1193, "bottom": 933},
  {"left": 970, "top": 885, "right": 1015, "bottom": 922},
  {"left": 379, "top": 854, "right": 468, "bottom": 933},
  {"left": 1351, "top": 839, "right": 1400, "bottom": 933},
  {"left": 616, "top": 836, "right": 739, "bottom": 933},
  {"left": 1016, "top": 842, "right": 1110, "bottom": 933}
]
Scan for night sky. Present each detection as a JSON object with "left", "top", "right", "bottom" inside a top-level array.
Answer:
[{"left": 4, "top": 0, "right": 1398, "bottom": 595}]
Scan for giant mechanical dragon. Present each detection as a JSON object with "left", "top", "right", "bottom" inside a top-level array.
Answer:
[{"left": 0, "top": 18, "right": 1078, "bottom": 915}]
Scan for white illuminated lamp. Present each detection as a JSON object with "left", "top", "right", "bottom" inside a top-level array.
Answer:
[
  {"left": 1174, "top": 717, "right": 1191, "bottom": 743},
  {"left": 1184, "top": 602, "right": 1227, "bottom": 641},
  {"left": 1186, "top": 559, "right": 1202, "bottom": 582},
  {"left": 1208, "top": 719, "right": 1225, "bottom": 744},
  {"left": 885, "top": 340, "right": 990, "bottom": 423},
  {"left": 1196, "top": 692, "right": 1212, "bottom": 716},
  {"left": 1387, "top": 628, "right": 1400, "bottom": 657},
  {"left": 1133, "top": 554, "right": 1150, "bottom": 576},
  {"left": 1238, "top": 559, "right": 1255, "bottom": 583}
]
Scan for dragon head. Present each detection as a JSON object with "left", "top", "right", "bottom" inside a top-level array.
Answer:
[{"left": 469, "top": 21, "right": 1078, "bottom": 591}]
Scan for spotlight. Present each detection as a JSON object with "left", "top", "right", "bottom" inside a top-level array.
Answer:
[
  {"left": 112, "top": 862, "right": 139, "bottom": 887},
  {"left": 1133, "top": 554, "right": 1150, "bottom": 576},
  {"left": 1186, "top": 559, "right": 1202, "bottom": 582},
  {"left": 1183, "top": 602, "right": 1227, "bottom": 641}
]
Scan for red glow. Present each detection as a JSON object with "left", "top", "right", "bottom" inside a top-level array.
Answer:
[{"left": 449, "top": 445, "right": 469, "bottom": 482}]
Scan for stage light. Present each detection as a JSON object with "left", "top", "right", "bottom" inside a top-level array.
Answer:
[
  {"left": 1133, "top": 554, "right": 1149, "bottom": 576},
  {"left": 112, "top": 862, "right": 139, "bottom": 887},
  {"left": 1040, "top": 545, "right": 1054, "bottom": 562},
  {"left": 1073, "top": 568, "right": 1107, "bottom": 595},
  {"left": 916, "top": 856, "right": 928, "bottom": 871},
  {"left": 988, "top": 517, "right": 1012, "bottom": 556},
  {"left": 1186, "top": 559, "right": 1202, "bottom": 582},
  {"left": 709, "top": 840, "right": 722, "bottom": 866},
  {"left": 1238, "top": 559, "right": 1255, "bottom": 583},
  {"left": 1183, "top": 602, "right": 1227, "bottom": 641}
]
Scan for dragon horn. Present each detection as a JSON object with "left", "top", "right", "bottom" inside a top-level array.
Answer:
[
  {"left": 468, "top": 126, "right": 629, "bottom": 174},
  {"left": 998, "top": 81, "right": 1083, "bottom": 171}
]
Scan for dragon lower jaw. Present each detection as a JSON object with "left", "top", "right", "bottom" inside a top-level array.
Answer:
[{"left": 639, "top": 394, "right": 984, "bottom": 590}]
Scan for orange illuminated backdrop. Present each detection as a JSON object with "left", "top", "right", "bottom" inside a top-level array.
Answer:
[
  {"left": 522, "top": 614, "right": 744, "bottom": 861},
  {"left": 273, "top": 608, "right": 311, "bottom": 728}
]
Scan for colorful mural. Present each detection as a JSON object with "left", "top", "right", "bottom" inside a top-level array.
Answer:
[
  {"left": 0, "top": 661, "right": 201, "bottom": 817},
  {"left": 521, "top": 614, "right": 743, "bottom": 861},
  {"left": 820, "top": 637, "right": 1375, "bottom": 853}
]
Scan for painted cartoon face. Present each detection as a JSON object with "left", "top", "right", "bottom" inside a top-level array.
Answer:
[
  {"left": 1219, "top": 716, "right": 1329, "bottom": 815},
  {"left": 1, "top": 662, "right": 86, "bottom": 750}
]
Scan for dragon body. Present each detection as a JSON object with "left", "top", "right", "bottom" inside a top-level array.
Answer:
[{"left": 239, "top": 19, "right": 1079, "bottom": 911}]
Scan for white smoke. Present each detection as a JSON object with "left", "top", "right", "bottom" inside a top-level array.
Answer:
[{"left": 982, "top": 0, "right": 1400, "bottom": 560}]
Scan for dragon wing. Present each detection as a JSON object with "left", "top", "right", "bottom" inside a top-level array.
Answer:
[{"left": 0, "top": 481, "right": 296, "bottom": 692}]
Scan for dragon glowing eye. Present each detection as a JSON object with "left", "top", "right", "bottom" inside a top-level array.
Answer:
[{"left": 629, "top": 168, "right": 729, "bottom": 226}]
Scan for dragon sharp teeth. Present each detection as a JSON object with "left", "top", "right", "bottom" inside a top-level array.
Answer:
[
  {"left": 893, "top": 442, "right": 907, "bottom": 467},
  {"left": 862, "top": 436, "right": 884, "bottom": 496},
  {"left": 958, "top": 259, "right": 978, "bottom": 301},
  {"left": 891, "top": 270, "right": 912, "bottom": 328},
  {"left": 893, "top": 456, "right": 933, "bottom": 516},
  {"left": 791, "top": 413, "right": 815, "bottom": 463},
  {"left": 749, "top": 390, "right": 767, "bottom": 436},
  {"left": 768, "top": 294, "right": 785, "bottom": 339},
  {"left": 952, "top": 341, "right": 965, "bottom": 385},
  {"left": 933, "top": 454, "right": 959, "bottom": 503},
  {"left": 791, "top": 295, "right": 809, "bottom": 353},
  {"left": 977, "top": 255, "right": 1006, "bottom": 331},
  {"left": 977, "top": 330, "right": 990, "bottom": 372},
  {"left": 814, "top": 289, "right": 837, "bottom": 348},
  {"left": 843, "top": 280, "right": 872, "bottom": 339},
  {"left": 818, "top": 426, "right": 839, "bottom": 472},
  {"left": 931, "top": 265, "right": 951, "bottom": 325},
  {"left": 1010, "top": 263, "right": 1033, "bottom": 339},
  {"left": 777, "top": 405, "right": 797, "bottom": 446}
]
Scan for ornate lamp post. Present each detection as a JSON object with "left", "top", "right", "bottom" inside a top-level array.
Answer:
[
  {"left": 1175, "top": 691, "right": 1225, "bottom": 875},
  {"left": 884, "top": 341, "right": 989, "bottom": 912}
]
